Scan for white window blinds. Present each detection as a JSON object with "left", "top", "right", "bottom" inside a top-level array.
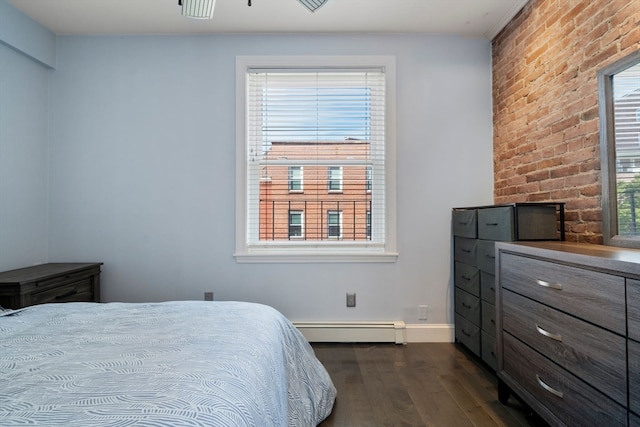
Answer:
[
  {"left": 613, "top": 64, "right": 640, "bottom": 170},
  {"left": 245, "top": 68, "right": 386, "bottom": 248}
]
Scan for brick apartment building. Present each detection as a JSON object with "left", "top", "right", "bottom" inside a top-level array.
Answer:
[{"left": 259, "top": 139, "right": 372, "bottom": 241}]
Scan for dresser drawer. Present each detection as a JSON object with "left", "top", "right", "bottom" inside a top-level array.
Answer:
[
  {"left": 452, "top": 209, "right": 477, "bottom": 238},
  {"left": 31, "top": 278, "right": 94, "bottom": 305},
  {"left": 454, "top": 237, "right": 477, "bottom": 266},
  {"left": 455, "top": 288, "right": 480, "bottom": 326},
  {"left": 455, "top": 313, "right": 480, "bottom": 356},
  {"left": 503, "top": 333, "right": 627, "bottom": 427},
  {"left": 628, "top": 279, "right": 640, "bottom": 342},
  {"left": 476, "top": 240, "right": 496, "bottom": 274},
  {"left": 481, "top": 331, "right": 496, "bottom": 370},
  {"left": 480, "top": 271, "right": 495, "bottom": 304},
  {"left": 502, "top": 290, "right": 627, "bottom": 405},
  {"left": 630, "top": 339, "right": 640, "bottom": 416},
  {"left": 454, "top": 262, "right": 479, "bottom": 296},
  {"left": 499, "top": 252, "right": 626, "bottom": 335},
  {"left": 481, "top": 300, "right": 496, "bottom": 337},
  {"left": 478, "top": 207, "right": 514, "bottom": 241}
]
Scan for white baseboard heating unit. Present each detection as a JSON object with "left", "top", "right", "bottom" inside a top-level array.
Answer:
[{"left": 294, "top": 321, "right": 407, "bottom": 344}]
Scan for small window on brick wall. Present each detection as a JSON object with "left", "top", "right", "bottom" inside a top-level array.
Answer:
[{"left": 600, "top": 50, "right": 640, "bottom": 248}]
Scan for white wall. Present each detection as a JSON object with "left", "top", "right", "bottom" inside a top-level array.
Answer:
[
  {"left": 0, "top": 0, "right": 53, "bottom": 271},
  {"left": 46, "top": 34, "right": 494, "bottom": 328}
]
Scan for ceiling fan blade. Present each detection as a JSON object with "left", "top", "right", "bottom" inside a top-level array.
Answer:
[{"left": 298, "top": 0, "right": 328, "bottom": 13}]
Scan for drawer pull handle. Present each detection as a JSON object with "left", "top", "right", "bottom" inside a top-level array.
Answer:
[
  {"left": 536, "top": 279, "right": 562, "bottom": 290},
  {"left": 55, "top": 289, "right": 78, "bottom": 300},
  {"left": 486, "top": 222, "right": 499, "bottom": 226},
  {"left": 485, "top": 254, "right": 495, "bottom": 259},
  {"left": 462, "top": 249, "right": 471, "bottom": 253},
  {"left": 458, "top": 221, "right": 469, "bottom": 225},
  {"left": 462, "top": 275, "right": 471, "bottom": 281},
  {"left": 536, "top": 324, "right": 562, "bottom": 341},
  {"left": 536, "top": 374, "right": 564, "bottom": 399},
  {"left": 461, "top": 329, "right": 471, "bottom": 337},
  {"left": 462, "top": 302, "right": 472, "bottom": 309}
]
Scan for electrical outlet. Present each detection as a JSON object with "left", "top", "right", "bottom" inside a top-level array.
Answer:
[
  {"left": 346, "top": 292, "right": 356, "bottom": 307},
  {"left": 419, "top": 305, "right": 428, "bottom": 320},
  {"left": 204, "top": 291, "right": 214, "bottom": 301}
]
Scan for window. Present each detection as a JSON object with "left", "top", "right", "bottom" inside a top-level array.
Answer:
[
  {"left": 327, "top": 210, "right": 342, "bottom": 239},
  {"left": 328, "top": 166, "right": 343, "bottom": 192},
  {"left": 289, "top": 210, "right": 304, "bottom": 238},
  {"left": 236, "top": 56, "right": 397, "bottom": 262},
  {"left": 600, "top": 50, "right": 640, "bottom": 247},
  {"left": 289, "top": 166, "right": 303, "bottom": 192}
]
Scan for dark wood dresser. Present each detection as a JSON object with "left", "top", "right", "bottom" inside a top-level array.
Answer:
[
  {"left": 0, "top": 263, "right": 102, "bottom": 309},
  {"left": 496, "top": 241, "right": 640, "bottom": 426},
  {"left": 452, "top": 203, "right": 564, "bottom": 370}
]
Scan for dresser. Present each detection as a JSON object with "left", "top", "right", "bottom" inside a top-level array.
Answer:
[
  {"left": 452, "top": 203, "right": 564, "bottom": 370},
  {"left": 496, "top": 241, "right": 640, "bottom": 426},
  {"left": 0, "top": 263, "right": 102, "bottom": 309}
]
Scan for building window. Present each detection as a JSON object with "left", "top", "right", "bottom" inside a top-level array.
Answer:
[
  {"left": 289, "top": 210, "right": 304, "bottom": 238},
  {"left": 289, "top": 166, "right": 303, "bottom": 192},
  {"left": 327, "top": 210, "right": 342, "bottom": 239},
  {"left": 236, "top": 55, "right": 398, "bottom": 262},
  {"left": 328, "top": 166, "right": 343, "bottom": 192}
]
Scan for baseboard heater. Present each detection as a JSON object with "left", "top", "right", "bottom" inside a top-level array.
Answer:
[{"left": 293, "top": 321, "right": 406, "bottom": 344}]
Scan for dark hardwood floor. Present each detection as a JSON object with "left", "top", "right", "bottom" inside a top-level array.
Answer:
[{"left": 312, "top": 342, "right": 548, "bottom": 427}]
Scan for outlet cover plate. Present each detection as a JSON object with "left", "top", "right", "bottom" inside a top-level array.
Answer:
[{"left": 346, "top": 293, "right": 356, "bottom": 307}]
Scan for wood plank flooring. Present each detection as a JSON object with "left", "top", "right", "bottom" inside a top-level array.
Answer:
[{"left": 312, "top": 342, "right": 549, "bottom": 427}]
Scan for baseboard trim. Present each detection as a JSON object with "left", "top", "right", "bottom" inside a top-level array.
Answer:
[
  {"left": 405, "top": 324, "right": 454, "bottom": 343},
  {"left": 294, "top": 321, "right": 407, "bottom": 344}
]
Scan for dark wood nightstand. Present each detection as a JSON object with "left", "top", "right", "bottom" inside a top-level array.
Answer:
[{"left": 0, "top": 263, "right": 102, "bottom": 309}]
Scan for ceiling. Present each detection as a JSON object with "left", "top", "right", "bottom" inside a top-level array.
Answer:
[{"left": 6, "top": 0, "right": 528, "bottom": 40}]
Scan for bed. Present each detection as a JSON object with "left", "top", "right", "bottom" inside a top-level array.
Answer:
[{"left": 0, "top": 301, "right": 336, "bottom": 426}]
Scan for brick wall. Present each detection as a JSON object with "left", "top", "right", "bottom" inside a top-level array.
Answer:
[{"left": 492, "top": 0, "right": 640, "bottom": 243}]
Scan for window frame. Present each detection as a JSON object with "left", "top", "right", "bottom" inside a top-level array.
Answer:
[
  {"left": 235, "top": 55, "right": 398, "bottom": 263},
  {"left": 327, "top": 210, "right": 342, "bottom": 239},
  {"left": 288, "top": 166, "right": 303, "bottom": 193},
  {"left": 288, "top": 210, "right": 304, "bottom": 239},
  {"left": 599, "top": 50, "right": 640, "bottom": 248},
  {"left": 327, "top": 166, "right": 343, "bottom": 193}
]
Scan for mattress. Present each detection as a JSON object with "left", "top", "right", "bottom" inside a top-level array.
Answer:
[{"left": 0, "top": 301, "right": 336, "bottom": 426}]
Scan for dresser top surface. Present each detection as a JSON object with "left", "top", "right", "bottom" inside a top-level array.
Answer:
[
  {"left": 0, "top": 263, "right": 103, "bottom": 285},
  {"left": 496, "top": 241, "right": 640, "bottom": 277}
]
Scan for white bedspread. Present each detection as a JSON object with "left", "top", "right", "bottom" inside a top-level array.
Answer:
[{"left": 0, "top": 301, "right": 336, "bottom": 426}]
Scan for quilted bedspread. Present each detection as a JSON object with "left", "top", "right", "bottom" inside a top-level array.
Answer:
[{"left": 0, "top": 301, "right": 336, "bottom": 426}]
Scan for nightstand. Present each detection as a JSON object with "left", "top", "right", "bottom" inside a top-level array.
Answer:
[{"left": 0, "top": 263, "right": 102, "bottom": 309}]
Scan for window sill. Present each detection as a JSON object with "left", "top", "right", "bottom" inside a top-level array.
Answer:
[{"left": 234, "top": 251, "right": 398, "bottom": 263}]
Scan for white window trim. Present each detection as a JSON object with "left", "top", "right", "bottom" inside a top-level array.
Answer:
[
  {"left": 289, "top": 210, "right": 304, "bottom": 239},
  {"left": 328, "top": 166, "right": 343, "bottom": 193},
  {"left": 289, "top": 166, "right": 304, "bottom": 193},
  {"left": 327, "top": 210, "right": 343, "bottom": 239},
  {"left": 235, "top": 55, "right": 398, "bottom": 263}
]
